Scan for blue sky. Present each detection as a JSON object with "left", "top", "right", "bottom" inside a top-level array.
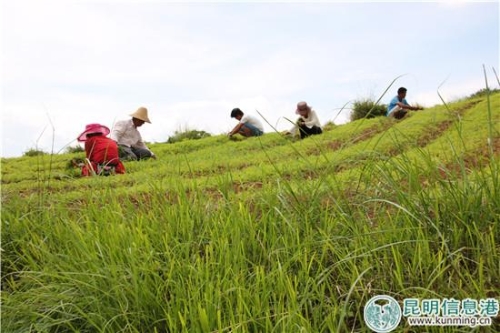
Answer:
[{"left": 1, "top": 0, "right": 498, "bottom": 157}]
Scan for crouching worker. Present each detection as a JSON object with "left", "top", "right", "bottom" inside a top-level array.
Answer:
[
  {"left": 228, "top": 108, "right": 264, "bottom": 138},
  {"left": 288, "top": 101, "right": 322, "bottom": 139},
  {"left": 387, "top": 87, "right": 424, "bottom": 119},
  {"left": 77, "top": 123, "right": 126, "bottom": 176},
  {"left": 111, "top": 107, "right": 156, "bottom": 161}
]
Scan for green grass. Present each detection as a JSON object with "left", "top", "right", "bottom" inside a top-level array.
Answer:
[
  {"left": 1, "top": 91, "right": 499, "bottom": 332},
  {"left": 350, "top": 98, "right": 387, "bottom": 121}
]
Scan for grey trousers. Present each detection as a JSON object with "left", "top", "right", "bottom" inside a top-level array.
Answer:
[{"left": 118, "top": 145, "right": 153, "bottom": 161}]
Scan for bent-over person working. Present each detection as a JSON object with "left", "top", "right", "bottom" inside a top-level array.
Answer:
[
  {"left": 111, "top": 107, "right": 156, "bottom": 160},
  {"left": 228, "top": 108, "right": 264, "bottom": 138},
  {"left": 387, "top": 87, "right": 424, "bottom": 119}
]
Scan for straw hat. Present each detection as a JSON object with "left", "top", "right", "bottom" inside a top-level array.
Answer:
[
  {"left": 129, "top": 107, "right": 151, "bottom": 123},
  {"left": 77, "top": 123, "right": 110, "bottom": 142},
  {"left": 295, "top": 101, "right": 311, "bottom": 115}
]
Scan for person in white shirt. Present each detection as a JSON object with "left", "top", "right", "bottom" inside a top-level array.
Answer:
[
  {"left": 288, "top": 101, "right": 322, "bottom": 139},
  {"left": 228, "top": 108, "right": 264, "bottom": 138},
  {"left": 111, "top": 107, "right": 156, "bottom": 160}
]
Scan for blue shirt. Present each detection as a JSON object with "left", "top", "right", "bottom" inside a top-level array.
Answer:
[{"left": 387, "top": 96, "right": 409, "bottom": 116}]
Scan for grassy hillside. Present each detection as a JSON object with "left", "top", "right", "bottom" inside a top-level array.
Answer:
[{"left": 2, "top": 91, "right": 499, "bottom": 332}]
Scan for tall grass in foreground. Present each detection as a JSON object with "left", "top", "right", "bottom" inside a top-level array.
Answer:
[
  {"left": 3, "top": 151, "right": 499, "bottom": 331},
  {"left": 2, "top": 96, "right": 499, "bottom": 332}
]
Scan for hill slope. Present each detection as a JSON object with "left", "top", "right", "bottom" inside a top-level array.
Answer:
[{"left": 2, "top": 92, "right": 499, "bottom": 332}]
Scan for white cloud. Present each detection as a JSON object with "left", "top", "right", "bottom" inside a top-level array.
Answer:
[
  {"left": 437, "top": 0, "right": 472, "bottom": 9},
  {"left": 1, "top": 1, "right": 498, "bottom": 157}
]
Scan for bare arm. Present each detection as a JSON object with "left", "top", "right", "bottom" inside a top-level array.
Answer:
[
  {"left": 397, "top": 102, "right": 423, "bottom": 111},
  {"left": 229, "top": 122, "right": 244, "bottom": 136}
]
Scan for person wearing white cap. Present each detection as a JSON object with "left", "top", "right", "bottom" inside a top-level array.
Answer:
[{"left": 111, "top": 107, "right": 156, "bottom": 160}]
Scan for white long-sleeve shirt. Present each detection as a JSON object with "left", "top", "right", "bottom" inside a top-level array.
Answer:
[
  {"left": 110, "top": 119, "right": 149, "bottom": 150},
  {"left": 290, "top": 110, "right": 322, "bottom": 135}
]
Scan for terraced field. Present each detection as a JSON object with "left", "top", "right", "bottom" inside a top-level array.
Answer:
[{"left": 2, "top": 92, "right": 499, "bottom": 332}]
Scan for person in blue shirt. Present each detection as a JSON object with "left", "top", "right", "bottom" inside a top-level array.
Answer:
[{"left": 387, "top": 87, "right": 424, "bottom": 119}]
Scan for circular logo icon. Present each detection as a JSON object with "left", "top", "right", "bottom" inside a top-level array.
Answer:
[{"left": 364, "top": 295, "right": 402, "bottom": 333}]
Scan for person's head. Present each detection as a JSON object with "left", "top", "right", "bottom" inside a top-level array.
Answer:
[
  {"left": 295, "top": 101, "right": 311, "bottom": 117},
  {"left": 132, "top": 117, "right": 145, "bottom": 127},
  {"left": 397, "top": 87, "right": 407, "bottom": 99},
  {"left": 86, "top": 132, "right": 103, "bottom": 139},
  {"left": 77, "top": 123, "right": 110, "bottom": 142},
  {"left": 129, "top": 107, "right": 151, "bottom": 127},
  {"left": 231, "top": 108, "right": 244, "bottom": 121}
]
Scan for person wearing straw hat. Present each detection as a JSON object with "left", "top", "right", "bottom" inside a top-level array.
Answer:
[
  {"left": 77, "top": 123, "right": 126, "bottom": 176},
  {"left": 111, "top": 107, "right": 156, "bottom": 161},
  {"left": 287, "top": 101, "right": 322, "bottom": 139}
]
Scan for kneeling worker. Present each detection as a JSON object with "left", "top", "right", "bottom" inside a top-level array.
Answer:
[
  {"left": 77, "top": 123, "right": 126, "bottom": 176},
  {"left": 111, "top": 107, "right": 156, "bottom": 160},
  {"left": 387, "top": 87, "right": 424, "bottom": 119},
  {"left": 228, "top": 108, "right": 264, "bottom": 138},
  {"left": 289, "top": 101, "right": 323, "bottom": 139}
]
